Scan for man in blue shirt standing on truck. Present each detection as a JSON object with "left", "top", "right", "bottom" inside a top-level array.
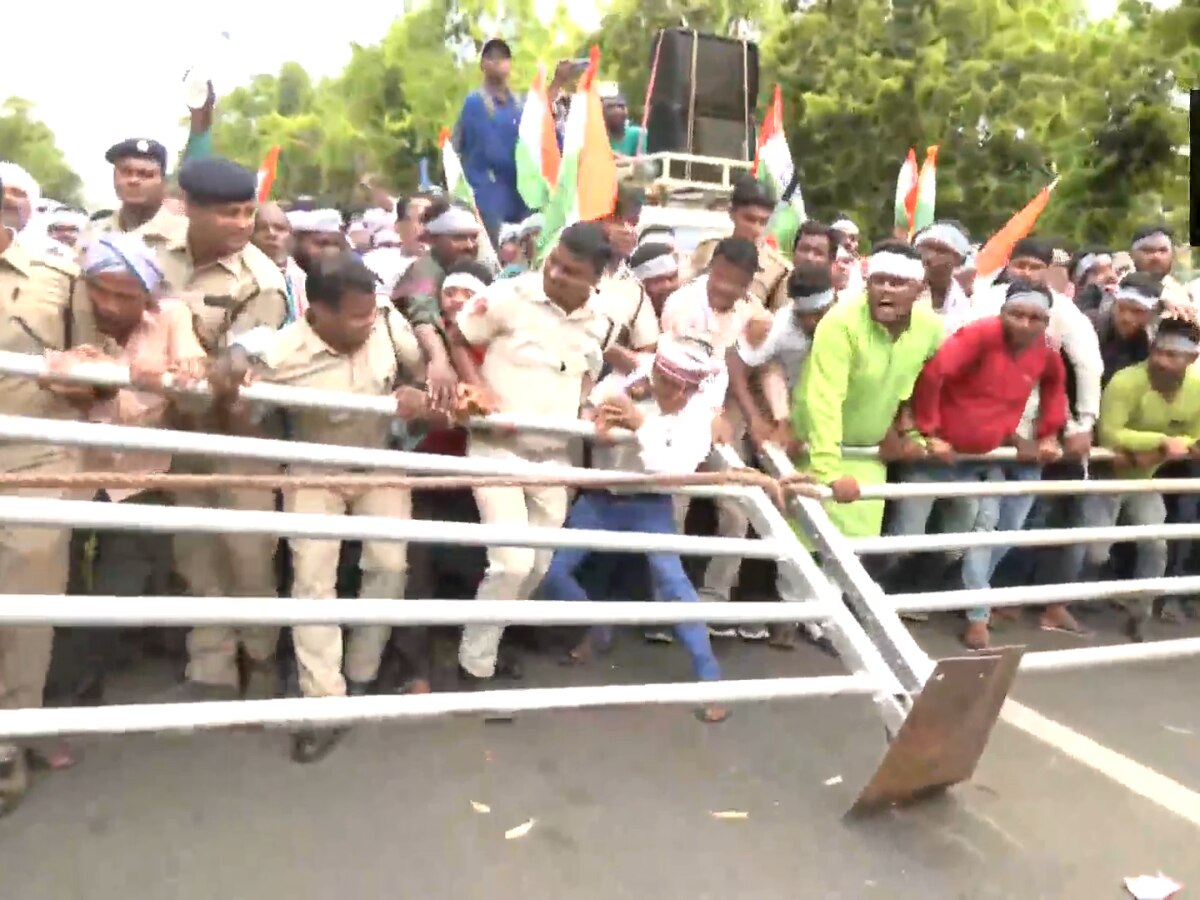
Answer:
[{"left": 454, "top": 38, "right": 528, "bottom": 247}]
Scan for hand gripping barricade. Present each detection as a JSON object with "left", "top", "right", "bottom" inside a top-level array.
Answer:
[
  {"left": 0, "top": 348, "right": 1136, "bottom": 815},
  {"left": 756, "top": 442, "right": 1200, "bottom": 815}
]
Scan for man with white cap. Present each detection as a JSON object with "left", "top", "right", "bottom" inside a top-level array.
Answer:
[
  {"left": 0, "top": 168, "right": 96, "bottom": 814},
  {"left": 362, "top": 207, "right": 415, "bottom": 298},
  {"left": 541, "top": 335, "right": 727, "bottom": 723},
  {"left": 45, "top": 208, "right": 88, "bottom": 251},
  {"left": 794, "top": 241, "right": 941, "bottom": 539},
  {"left": 288, "top": 208, "right": 346, "bottom": 271},
  {"left": 913, "top": 220, "right": 974, "bottom": 332}
]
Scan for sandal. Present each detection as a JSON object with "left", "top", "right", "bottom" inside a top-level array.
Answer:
[
  {"left": 695, "top": 705, "right": 730, "bottom": 724},
  {"left": 290, "top": 728, "right": 347, "bottom": 765},
  {"left": 0, "top": 748, "right": 29, "bottom": 818},
  {"left": 27, "top": 743, "right": 76, "bottom": 771}
]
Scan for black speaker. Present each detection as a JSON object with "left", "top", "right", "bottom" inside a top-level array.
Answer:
[{"left": 645, "top": 28, "right": 759, "bottom": 167}]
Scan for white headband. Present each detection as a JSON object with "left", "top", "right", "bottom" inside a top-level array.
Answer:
[
  {"left": 1113, "top": 285, "right": 1158, "bottom": 310},
  {"left": 1154, "top": 332, "right": 1199, "bottom": 354},
  {"left": 792, "top": 288, "right": 836, "bottom": 313},
  {"left": 915, "top": 223, "right": 970, "bottom": 259},
  {"left": 867, "top": 251, "right": 925, "bottom": 282},
  {"left": 441, "top": 272, "right": 487, "bottom": 296},
  {"left": 631, "top": 254, "right": 679, "bottom": 281},
  {"left": 831, "top": 218, "right": 858, "bottom": 236},
  {"left": 1003, "top": 289, "right": 1052, "bottom": 312},
  {"left": 0, "top": 161, "right": 41, "bottom": 206},
  {"left": 425, "top": 206, "right": 479, "bottom": 236},
  {"left": 1131, "top": 233, "right": 1171, "bottom": 253},
  {"left": 1075, "top": 252, "right": 1111, "bottom": 281}
]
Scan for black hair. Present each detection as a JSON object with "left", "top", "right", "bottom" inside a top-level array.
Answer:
[
  {"left": 1132, "top": 224, "right": 1173, "bottom": 245},
  {"left": 712, "top": 236, "right": 759, "bottom": 276},
  {"left": 89, "top": 209, "right": 114, "bottom": 223},
  {"left": 628, "top": 242, "right": 674, "bottom": 269},
  {"left": 729, "top": 175, "right": 775, "bottom": 211},
  {"left": 614, "top": 183, "right": 645, "bottom": 220},
  {"left": 871, "top": 239, "right": 922, "bottom": 260},
  {"left": 420, "top": 196, "right": 453, "bottom": 226},
  {"left": 638, "top": 224, "right": 675, "bottom": 242},
  {"left": 1068, "top": 247, "right": 1110, "bottom": 282},
  {"left": 796, "top": 219, "right": 836, "bottom": 257},
  {"left": 306, "top": 253, "right": 380, "bottom": 309},
  {"left": 445, "top": 259, "right": 495, "bottom": 287},
  {"left": 1004, "top": 277, "right": 1052, "bottom": 304},
  {"left": 1010, "top": 236, "right": 1054, "bottom": 265},
  {"left": 557, "top": 221, "right": 612, "bottom": 275},
  {"left": 1156, "top": 315, "right": 1200, "bottom": 344},
  {"left": 787, "top": 267, "right": 833, "bottom": 298},
  {"left": 1118, "top": 271, "right": 1164, "bottom": 298}
]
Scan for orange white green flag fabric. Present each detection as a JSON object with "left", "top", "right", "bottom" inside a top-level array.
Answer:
[
  {"left": 437, "top": 127, "right": 477, "bottom": 208},
  {"left": 912, "top": 145, "right": 939, "bottom": 233},
  {"left": 754, "top": 84, "right": 805, "bottom": 253},
  {"left": 515, "top": 63, "right": 562, "bottom": 211},
  {"left": 893, "top": 147, "right": 918, "bottom": 234},
  {"left": 538, "top": 45, "right": 617, "bottom": 258},
  {"left": 256, "top": 145, "right": 280, "bottom": 203},
  {"left": 974, "top": 178, "right": 1060, "bottom": 280}
]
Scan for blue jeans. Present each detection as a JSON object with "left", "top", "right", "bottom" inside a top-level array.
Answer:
[
  {"left": 541, "top": 492, "right": 721, "bottom": 681},
  {"left": 889, "top": 462, "right": 1042, "bottom": 622}
]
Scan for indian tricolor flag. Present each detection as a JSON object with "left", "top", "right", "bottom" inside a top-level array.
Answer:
[
  {"left": 893, "top": 147, "right": 918, "bottom": 235},
  {"left": 912, "top": 145, "right": 939, "bottom": 233},
  {"left": 437, "top": 127, "right": 477, "bottom": 208},
  {"left": 256, "top": 145, "right": 280, "bottom": 203},
  {"left": 515, "top": 63, "right": 561, "bottom": 211},
  {"left": 539, "top": 45, "right": 616, "bottom": 257},
  {"left": 754, "top": 84, "right": 805, "bottom": 253}
]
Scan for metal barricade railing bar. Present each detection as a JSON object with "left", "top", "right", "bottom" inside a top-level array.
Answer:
[
  {"left": 0, "top": 352, "right": 624, "bottom": 443},
  {"left": 1018, "top": 638, "right": 1200, "bottom": 672},
  {"left": 0, "top": 675, "right": 881, "bottom": 740},
  {"left": 850, "top": 523, "right": 1200, "bottom": 555},
  {"left": 0, "top": 415, "right": 751, "bottom": 501},
  {"left": 0, "top": 496, "right": 783, "bottom": 560},
  {"left": 0, "top": 596, "right": 828, "bottom": 627},
  {"left": 854, "top": 478, "right": 1200, "bottom": 500},
  {"left": 891, "top": 575, "right": 1200, "bottom": 614},
  {"left": 756, "top": 444, "right": 935, "bottom": 692},
  {"left": 841, "top": 444, "right": 1118, "bottom": 463}
]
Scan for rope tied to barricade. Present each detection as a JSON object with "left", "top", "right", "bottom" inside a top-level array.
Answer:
[{"left": 0, "top": 468, "right": 828, "bottom": 508}]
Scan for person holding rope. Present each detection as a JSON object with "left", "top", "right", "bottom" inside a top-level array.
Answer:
[
  {"left": 213, "top": 252, "right": 432, "bottom": 762},
  {"left": 541, "top": 336, "right": 728, "bottom": 723},
  {"left": 447, "top": 221, "right": 614, "bottom": 686}
]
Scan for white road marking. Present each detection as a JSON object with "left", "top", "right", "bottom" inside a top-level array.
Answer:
[{"left": 1001, "top": 700, "right": 1200, "bottom": 829}]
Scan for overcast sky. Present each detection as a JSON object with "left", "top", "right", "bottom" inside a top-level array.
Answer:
[{"left": 0, "top": 0, "right": 1164, "bottom": 206}]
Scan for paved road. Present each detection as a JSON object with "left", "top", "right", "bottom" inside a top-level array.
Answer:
[{"left": 2, "top": 612, "right": 1197, "bottom": 900}]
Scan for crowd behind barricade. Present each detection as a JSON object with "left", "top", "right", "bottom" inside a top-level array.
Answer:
[{"left": 1, "top": 42, "right": 1199, "bottom": 815}]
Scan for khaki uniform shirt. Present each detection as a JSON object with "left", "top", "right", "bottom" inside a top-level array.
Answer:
[
  {"left": 156, "top": 234, "right": 289, "bottom": 354},
  {"left": 87, "top": 204, "right": 189, "bottom": 252},
  {"left": 250, "top": 308, "right": 422, "bottom": 450},
  {"left": 456, "top": 271, "right": 609, "bottom": 458},
  {"left": 688, "top": 237, "right": 792, "bottom": 311},
  {"left": 0, "top": 235, "right": 93, "bottom": 472},
  {"left": 592, "top": 265, "right": 660, "bottom": 351}
]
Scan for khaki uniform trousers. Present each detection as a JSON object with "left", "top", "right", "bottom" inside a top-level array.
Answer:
[
  {"left": 0, "top": 457, "right": 76, "bottom": 740},
  {"left": 459, "top": 482, "right": 569, "bottom": 678},
  {"left": 172, "top": 457, "right": 280, "bottom": 688},
  {"left": 286, "top": 473, "right": 411, "bottom": 698}
]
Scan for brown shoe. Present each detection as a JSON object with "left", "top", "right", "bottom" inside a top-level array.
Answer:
[{"left": 962, "top": 620, "right": 991, "bottom": 650}]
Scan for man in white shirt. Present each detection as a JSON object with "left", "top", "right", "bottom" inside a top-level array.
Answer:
[
  {"left": 914, "top": 221, "right": 974, "bottom": 332},
  {"left": 540, "top": 336, "right": 727, "bottom": 722}
]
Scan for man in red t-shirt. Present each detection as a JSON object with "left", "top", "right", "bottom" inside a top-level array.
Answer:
[{"left": 892, "top": 279, "right": 1067, "bottom": 649}]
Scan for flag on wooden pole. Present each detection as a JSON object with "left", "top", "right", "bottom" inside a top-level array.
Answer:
[
  {"left": 516, "top": 63, "right": 562, "bottom": 211},
  {"left": 754, "top": 84, "right": 806, "bottom": 254}
]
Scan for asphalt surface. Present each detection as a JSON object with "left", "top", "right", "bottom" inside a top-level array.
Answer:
[{"left": 2, "top": 610, "right": 1197, "bottom": 900}]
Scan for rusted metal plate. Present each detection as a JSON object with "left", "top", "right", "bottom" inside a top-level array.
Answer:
[{"left": 847, "top": 645, "right": 1025, "bottom": 817}]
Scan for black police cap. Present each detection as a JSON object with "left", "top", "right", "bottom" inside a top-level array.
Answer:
[
  {"left": 105, "top": 138, "right": 168, "bottom": 172},
  {"left": 177, "top": 157, "right": 258, "bottom": 205}
]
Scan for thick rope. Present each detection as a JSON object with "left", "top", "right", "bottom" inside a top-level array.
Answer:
[{"left": 0, "top": 469, "right": 826, "bottom": 507}]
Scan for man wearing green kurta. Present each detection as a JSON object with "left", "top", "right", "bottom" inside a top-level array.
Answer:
[{"left": 792, "top": 242, "right": 943, "bottom": 537}]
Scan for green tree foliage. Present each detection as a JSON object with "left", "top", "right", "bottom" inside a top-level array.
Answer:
[
  {"left": 0, "top": 98, "right": 83, "bottom": 206},
  {"left": 208, "top": 0, "right": 583, "bottom": 206}
]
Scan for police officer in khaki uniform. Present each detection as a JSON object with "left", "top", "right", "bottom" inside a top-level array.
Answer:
[
  {"left": 88, "top": 139, "right": 188, "bottom": 250},
  {"left": 449, "top": 221, "right": 613, "bottom": 683},
  {"left": 591, "top": 184, "right": 661, "bottom": 374},
  {"left": 0, "top": 181, "right": 95, "bottom": 814},
  {"left": 159, "top": 157, "right": 290, "bottom": 701},
  {"left": 687, "top": 178, "right": 792, "bottom": 312},
  {"left": 223, "top": 253, "right": 428, "bottom": 762}
]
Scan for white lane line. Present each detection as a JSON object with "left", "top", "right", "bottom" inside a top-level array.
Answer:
[{"left": 1001, "top": 700, "right": 1200, "bottom": 829}]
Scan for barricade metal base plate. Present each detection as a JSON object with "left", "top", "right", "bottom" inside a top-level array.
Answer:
[{"left": 847, "top": 645, "right": 1025, "bottom": 816}]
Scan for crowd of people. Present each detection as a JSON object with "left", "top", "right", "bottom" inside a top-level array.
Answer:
[{"left": 1, "top": 41, "right": 1198, "bottom": 817}]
